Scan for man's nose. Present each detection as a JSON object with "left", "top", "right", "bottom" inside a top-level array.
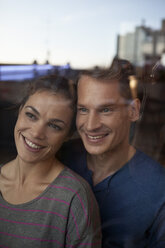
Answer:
[{"left": 85, "top": 112, "right": 101, "bottom": 131}]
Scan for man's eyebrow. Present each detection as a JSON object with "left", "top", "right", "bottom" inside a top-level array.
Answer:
[
  {"left": 97, "top": 102, "right": 129, "bottom": 108},
  {"left": 99, "top": 103, "right": 116, "bottom": 107},
  {"left": 77, "top": 102, "right": 116, "bottom": 108},
  {"left": 77, "top": 104, "right": 86, "bottom": 107}
]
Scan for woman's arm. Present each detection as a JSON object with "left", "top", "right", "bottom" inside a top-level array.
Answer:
[{"left": 66, "top": 182, "right": 102, "bottom": 248}]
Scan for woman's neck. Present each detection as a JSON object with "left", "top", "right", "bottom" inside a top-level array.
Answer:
[{"left": 14, "top": 156, "right": 64, "bottom": 186}]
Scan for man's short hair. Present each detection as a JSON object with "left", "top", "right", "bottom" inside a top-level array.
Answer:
[{"left": 78, "top": 57, "right": 137, "bottom": 101}]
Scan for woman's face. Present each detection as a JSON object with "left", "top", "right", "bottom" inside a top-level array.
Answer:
[{"left": 14, "top": 90, "right": 74, "bottom": 164}]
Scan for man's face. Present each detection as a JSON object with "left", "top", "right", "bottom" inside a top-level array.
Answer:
[{"left": 76, "top": 76, "right": 139, "bottom": 156}]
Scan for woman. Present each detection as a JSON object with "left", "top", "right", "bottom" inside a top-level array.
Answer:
[{"left": 0, "top": 75, "right": 101, "bottom": 247}]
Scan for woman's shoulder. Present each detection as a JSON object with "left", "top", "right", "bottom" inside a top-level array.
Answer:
[
  {"left": 0, "top": 160, "right": 15, "bottom": 195},
  {"left": 54, "top": 167, "right": 94, "bottom": 200},
  {"left": 52, "top": 167, "right": 100, "bottom": 220},
  {"left": 58, "top": 167, "right": 90, "bottom": 188},
  {"left": 0, "top": 160, "right": 15, "bottom": 179}
]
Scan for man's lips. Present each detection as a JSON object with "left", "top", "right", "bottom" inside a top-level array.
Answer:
[
  {"left": 85, "top": 133, "right": 109, "bottom": 142},
  {"left": 87, "top": 134, "right": 108, "bottom": 140}
]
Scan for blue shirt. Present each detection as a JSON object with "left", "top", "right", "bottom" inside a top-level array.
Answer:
[{"left": 61, "top": 139, "right": 165, "bottom": 248}]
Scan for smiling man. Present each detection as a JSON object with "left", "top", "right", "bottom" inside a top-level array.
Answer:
[{"left": 61, "top": 60, "right": 165, "bottom": 247}]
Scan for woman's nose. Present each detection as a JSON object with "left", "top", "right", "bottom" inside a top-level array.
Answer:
[{"left": 31, "top": 122, "right": 46, "bottom": 140}]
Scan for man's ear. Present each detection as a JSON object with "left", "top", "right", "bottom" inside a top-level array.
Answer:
[{"left": 129, "top": 98, "right": 141, "bottom": 122}]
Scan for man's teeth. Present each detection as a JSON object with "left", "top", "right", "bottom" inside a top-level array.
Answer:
[
  {"left": 25, "top": 138, "right": 42, "bottom": 149},
  {"left": 87, "top": 134, "right": 106, "bottom": 140}
]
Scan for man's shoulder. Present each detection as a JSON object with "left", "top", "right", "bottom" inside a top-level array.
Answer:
[
  {"left": 130, "top": 150, "right": 165, "bottom": 194},
  {"left": 132, "top": 150, "right": 164, "bottom": 172}
]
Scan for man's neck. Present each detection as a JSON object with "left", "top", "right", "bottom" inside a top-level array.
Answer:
[{"left": 87, "top": 145, "right": 136, "bottom": 186}]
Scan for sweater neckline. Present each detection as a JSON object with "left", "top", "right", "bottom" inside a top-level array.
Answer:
[{"left": 0, "top": 166, "right": 68, "bottom": 207}]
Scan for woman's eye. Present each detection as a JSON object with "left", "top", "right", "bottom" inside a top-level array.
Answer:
[
  {"left": 25, "top": 112, "right": 36, "bottom": 120},
  {"left": 48, "top": 123, "right": 62, "bottom": 130}
]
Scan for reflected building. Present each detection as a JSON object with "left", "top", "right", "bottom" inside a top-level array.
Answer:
[
  {"left": 117, "top": 20, "right": 165, "bottom": 166},
  {"left": 117, "top": 19, "right": 165, "bottom": 66}
]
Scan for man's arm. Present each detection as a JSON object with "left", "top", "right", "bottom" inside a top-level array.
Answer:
[{"left": 148, "top": 203, "right": 165, "bottom": 248}]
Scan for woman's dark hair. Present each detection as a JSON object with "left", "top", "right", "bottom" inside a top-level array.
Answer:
[
  {"left": 20, "top": 74, "right": 77, "bottom": 136},
  {"left": 21, "top": 75, "right": 76, "bottom": 107}
]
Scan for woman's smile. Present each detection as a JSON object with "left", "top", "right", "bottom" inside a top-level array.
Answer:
[
  {"left": 22, "top": 134, "right": 46, "bottom": 152},
  {"left": 14, "top": 91, "right": 74, "bottom": 163}
]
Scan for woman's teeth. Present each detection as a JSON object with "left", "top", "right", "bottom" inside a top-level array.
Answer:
[{"left": 25, "top": 138, "right": 42, "bottom": 149}]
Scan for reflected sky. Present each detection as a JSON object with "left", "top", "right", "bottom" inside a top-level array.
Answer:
[{"left": 0, "top": 0, "right": 165, "bottom": 68}]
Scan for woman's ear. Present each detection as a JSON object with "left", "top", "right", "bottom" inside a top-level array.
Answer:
[{"left": 129, "top": 98, "right": 141, "bottom": 122}]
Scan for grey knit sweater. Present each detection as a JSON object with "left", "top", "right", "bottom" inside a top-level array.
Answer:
[{"left": 0, "top": 167, "right": 101, "bottom": 247}]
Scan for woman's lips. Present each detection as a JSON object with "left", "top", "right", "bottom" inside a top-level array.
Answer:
[{"left": 22, "top": 135, "right": 45, "bottom": 151}]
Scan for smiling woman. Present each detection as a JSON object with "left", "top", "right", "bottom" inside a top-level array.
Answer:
[
  {"left": 15, "top": 90, "right": 74, "bottom": 164},
  {"left": 0, "top": 75, "right": 102, "bottom": 248}
]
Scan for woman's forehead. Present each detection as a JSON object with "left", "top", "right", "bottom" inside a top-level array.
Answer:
[{"left": 24, "top": 91, "right": 73, "bottom": 109}]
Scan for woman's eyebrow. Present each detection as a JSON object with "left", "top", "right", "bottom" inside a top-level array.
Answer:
[
  {"left": 25, "top": 106, "right": 66, "bottom": 125},
  {"left": 49, "top": 118, "right": 66, "bottom": 125},
  {"left": 25, "top": 106, "right": 40, "bottom": 115}
]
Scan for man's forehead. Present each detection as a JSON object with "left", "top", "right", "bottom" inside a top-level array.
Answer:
[
  {"left": 78, "top": 75, "right": 121, "bottom": 97},
  {"left": 77, "top": 76, "right": 130, "bottom": 105},
  {"left": 77, "top": 98, "right": 124, "bottom": 106},
  {"left": 78, "top": 75, "right": 119, "bottom": 85}
]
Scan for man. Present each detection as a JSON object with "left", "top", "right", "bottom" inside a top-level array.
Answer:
[{"left": 61, "top": 60, "right": 165, "bottom": 247}]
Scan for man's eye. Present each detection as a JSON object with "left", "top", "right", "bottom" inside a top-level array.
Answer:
[
  {"left": 77, "top": 107, "right": 88, "bottom": 113},
  {"left": 102, "top": 108, "right": 110, "bottom": 113},
  {"left": 25, "top": 112, "right": 36, "bottom": 120},
  {"left": 48, "top": 123, "right": 62, "bottom": 130},
  {"left": 101, "top": 107, "right": 114, "bottom": 113}
]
